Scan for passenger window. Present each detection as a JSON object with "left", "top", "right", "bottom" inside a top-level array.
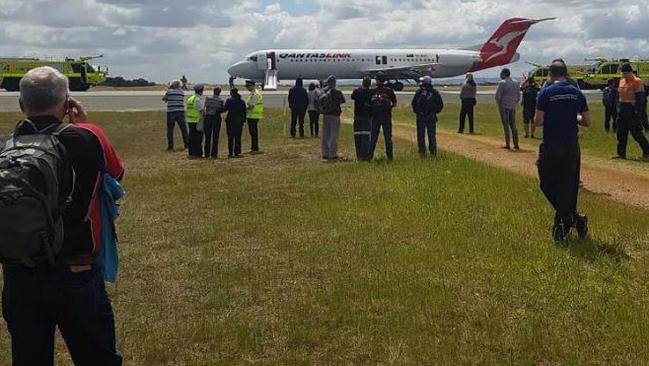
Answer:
[
  {"left": 601, "top": 65, "right": 610, "bottom": 74},
  {"left": 610, "top": 64, "right": 619, "bottom": 74}
]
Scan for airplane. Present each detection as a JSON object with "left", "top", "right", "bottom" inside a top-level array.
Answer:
[{"left": 227, "top": 17, "right": 554, "bottom": 91}]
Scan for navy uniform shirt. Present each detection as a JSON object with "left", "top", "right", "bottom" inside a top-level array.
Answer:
[{"left": 536, "top": 81, "right": 588, "bottom": 146}]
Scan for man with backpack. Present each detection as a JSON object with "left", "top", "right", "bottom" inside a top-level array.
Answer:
[
  {"left": 351, "top": 77, "right": 373, "bottom": 161},
  {"left": 0, "top": 66, "right": 124, "bottom": 364},
  {"left": 318, "top": 75, "right": 346, "bottom": 161},
  {"left": 602, "top": 78, "right": 619, "bottom": 133},
  {"left": 288, "top": 78, "right": 309, "bottom": 138},
  {"left": 411, "top": 76, "right": 444, "bottom": 156},
  {"left": 368, "top": 72, "right": 397, "bottom": 161}
]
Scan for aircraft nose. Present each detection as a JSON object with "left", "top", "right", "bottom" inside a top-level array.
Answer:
[{"left": 228, "top": 61, "right": 249, "bottom": 77}]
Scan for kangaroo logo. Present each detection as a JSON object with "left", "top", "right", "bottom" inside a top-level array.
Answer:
[{"left": 484, "top": 30, "right": 528, "bottom": 63}]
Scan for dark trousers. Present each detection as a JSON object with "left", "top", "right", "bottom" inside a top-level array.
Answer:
[
  {"left": 642, "top": 103, "right": 649, "bottom": 131},
  {"left": 226, "top": 120, "right": 243, "bottom": 156},
  {"left": 203, "top": 114, "right": 222, "bottom": 158},
  {"left": 247, "top": 119, "right": 260, "bottom": 152},
  {"left": 166, "top": 111, "right": 188, "bottom": 149},
  {"left": 2, "top": 265, "right": 122, "bottom": 366},
  {"left": 369, "top": 115, "right": 394, "bottom": 160},
  {"left": 353, "top": 115, "right": 372, "bottom": 160},
  {"left": 604, "top": 105, "right": 617, "bottom": 132},
  {"left": 459, "top": 98, "right": 475, "bottom": 133},
  {"left": 308, "top": 111, "right": 320, "bottom": 136},
  {"left": 290, "top": 108, "right": 306, "bottom": 137},
  {"left": 617, "top": 103, "right": 649, "bottom": 157},
  {"left": 416, "top": 115, "right": 437, "bottom": 155},
  {"left": 188, "top": 123, "right": 203, "bottom": 157},
  {"left": 537, "top": 143, "right": 581, "bottom": 225}
]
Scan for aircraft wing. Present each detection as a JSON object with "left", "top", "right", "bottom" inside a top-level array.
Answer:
[{"left": 361, "top": 63, "right": 440, "bottom": 80}]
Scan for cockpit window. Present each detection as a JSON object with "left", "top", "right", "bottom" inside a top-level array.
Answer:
[{"left": 247, "top": 56, "right": 258, "bottom": 62}]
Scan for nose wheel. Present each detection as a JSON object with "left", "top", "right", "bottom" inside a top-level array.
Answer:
[
  {"left": 229, "top": 76, "right": 235, "bottom": 89},
  {"left": 386, "top": 81, "right": 404, "bottom": 91}
]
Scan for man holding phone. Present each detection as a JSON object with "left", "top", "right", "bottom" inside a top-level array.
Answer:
[
  {"left": 2, "top": 66, "right": 124, "bottom": 365},
  {"left": 534, "top": 60, "right": 590, "bottom": 241}
]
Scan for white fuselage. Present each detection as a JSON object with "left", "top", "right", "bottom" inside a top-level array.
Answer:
[{"left": 228, "top": 48, "right": 484, "bottom": 82}]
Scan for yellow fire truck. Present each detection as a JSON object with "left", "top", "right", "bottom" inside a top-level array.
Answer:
[
  {"left": 583, "top": 58, "right": 649, "bottom": 89},
  {"left": 0, "top": 55, "right": 107, "bottom": 91}
]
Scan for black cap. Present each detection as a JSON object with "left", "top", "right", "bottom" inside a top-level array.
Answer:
[{"left": 621, "top": 64, "right": 633, "bottom": 73}]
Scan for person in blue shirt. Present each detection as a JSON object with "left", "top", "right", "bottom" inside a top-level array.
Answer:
[{"left": 534, "top": 60, "right": 592, "bottom": 241}]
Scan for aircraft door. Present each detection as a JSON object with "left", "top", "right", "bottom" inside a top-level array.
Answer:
[{"left": 266, "top": 52, "right": 277, "bottom": 70}]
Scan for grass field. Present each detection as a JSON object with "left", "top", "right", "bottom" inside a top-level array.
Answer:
[
  {"left": 1, "top": 110, "right": 649, "bottom": 365},
  {"left": 389, "top": 102, "right": 649, "bottom": 165}
]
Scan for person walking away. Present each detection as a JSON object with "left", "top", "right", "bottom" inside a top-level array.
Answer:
[
  {"left": 0, "top": 66, "right": 124, "bottom": 365},
  {"left": 224, "top": 88, "right": 247, "bottom": 158},
  {"left": 203, "top": 87, "right": 225, "bottom": 158},
  {"left": 368, "top": 72, "right": 397, "bottom": 160},
  {"left": 495, "top": 68, "right": 521, "bottom": 150},
  {"left": 162, "top": 79, "right": 188, "bottom": 151},
  {"left": 602, "top": 78, "right": 619, "bottom": 132},
  {"left": 186, "top": 84, "right": 205, "bottom": 158},
  {"left": 412, "top": 76, "right": 444, "bottom": 156},
  {"left": 245, "top": 80, "right": 263, "bottom": 154},
  {"left": 288, "top": 78, "right": 309, "bottom": 138},
  {"left": 459, "top": 73, "right": 477, "bottom": 133},
  {"left": 351, "top": 77, "right": 374, "bottom": 161},
  {"left": 615, "top": 64, "right": 649, "bottom": 160},
  {"left": 521, "top": 77, "right": 540, "bottom": 138},
  {"left": 534, "top": 61, "right": 591, "bottom": 241},
  {"left": 318, "top": 75, "right": 346, "bottom": 160},
  {"left": 307, "top": 82, "right": 321, "bottom": 137}
]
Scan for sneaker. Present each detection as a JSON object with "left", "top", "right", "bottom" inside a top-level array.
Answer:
[
  {"left": 612, "top": 155, "right": 627, "bottom": 160},
  {"left": 575, "top": 214, "right": 588, "bottom": 239},
  {"left": 502, "top": 145, "right": 511, "bottom": 150},
  {"left": 642, "top": 154, "right": 649, "bottom": 162},
  {"left": 552, "top": 223, "right": 569, "bottom": 242}
]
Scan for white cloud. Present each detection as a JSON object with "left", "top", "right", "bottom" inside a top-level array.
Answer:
[{"left": 0, "top": 0, "right": 648, "bottom": 83}]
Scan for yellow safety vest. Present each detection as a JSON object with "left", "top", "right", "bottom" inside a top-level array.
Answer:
[
  {"left": 245, "top": 89, "right": 264, "bottom": 119},
  {"left": 185, "top": 95, "right": 200, "bottom": 123}
]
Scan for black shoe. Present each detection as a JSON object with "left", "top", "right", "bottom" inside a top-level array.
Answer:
[
  {"left": 552, "top": 223, "right": 569, "bottom": 242},
  {"left": 575, "top": 214, "right": 588, "bottom": 239}
]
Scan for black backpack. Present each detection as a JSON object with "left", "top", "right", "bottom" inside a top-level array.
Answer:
[
  {"left": 0, "top": 120, "right": 74, "bottom": 266},
  {"left": 370, "top": 88, "right": 393, "bottom": 114},
  {"left": 416, "top": 88, "right": 443, "bottom": 116}
]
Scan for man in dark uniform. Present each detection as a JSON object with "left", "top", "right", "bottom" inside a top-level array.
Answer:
[
  {"left": 350, "top": 77, "right": 373, "bottom": 161},
  {"left": 534, "top": 61, "right": 591, "bottom": 241},
  {"left": 368, "top": 72, "right": 397, "bottom": 161},
  {"left": 288, "top": 78, "right": 309, "bottom": 138}
]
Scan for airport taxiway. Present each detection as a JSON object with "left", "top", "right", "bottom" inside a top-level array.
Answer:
[{"left": 0, "top": 89, "right": 602, "bottom": 112}]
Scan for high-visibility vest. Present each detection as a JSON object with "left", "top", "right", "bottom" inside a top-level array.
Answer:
[
  {"left": 245, "top": 89, "right": 264, "bottom": 119},
  {"left": 185, "top": 95, "right": 200, "bottom": 123}
]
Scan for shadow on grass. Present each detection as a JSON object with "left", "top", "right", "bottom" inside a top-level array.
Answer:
[{"left": 556, "top": 237, "right": 630, "bottom": 263}]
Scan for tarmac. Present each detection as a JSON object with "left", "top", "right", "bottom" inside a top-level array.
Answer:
[{"left": 0, "top": 90, "right": 602, "bottom": 112}]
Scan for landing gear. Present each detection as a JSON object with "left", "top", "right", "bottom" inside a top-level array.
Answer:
[
  {"left": 386, "top": 81, "right": 404, "bottom": 91},
  {"left": 69, "top": 78, "right": 90, "bottom": 92},
  {"left": 229, "top": 76, "right": 235, "bottom": 89},
  {"left": 1, "top": 78, "right": 20, "bottom": 91}
]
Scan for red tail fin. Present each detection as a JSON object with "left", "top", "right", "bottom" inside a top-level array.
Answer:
[{"left": 470, "top": 18, "right": 553, "bottom": 72}]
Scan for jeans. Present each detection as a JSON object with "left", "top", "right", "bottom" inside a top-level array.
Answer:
[
  {"left": 499, "top": 106, "right": 519, "bottom": 148},
  {"left": 353, "top": 115, "right": 372, "bottom": 161},
  {"left": 226, "top": 120, "right": 244, "bottom": 156},
  {"left": 321, "top": 115, "right": 341, "bottom": 159},
  {"left": 537, "top": 143, "right": 581, "bottom": 225},
  {"left": 617, "top": 103, "right": 649, "bottom": 157},
  {"left": 604, "top": 105, "right": 617, "bottom": 132},
  {"left": 308, "top": 111, "right": 320, "bottom": 137},
  {"left": 187, "top": 123, "right": 203, "bottom": 157},
  {"left": 416, "top": 115, "right": 437, "bottom": 155},
  {"left": 247, "top": 119, "right": 260, "bottom": 152},
  {"left": 369, "top": 114, "right": 393, "bottom": 160},
  {"left": 2, "top": 265, "right": 122, "bottom": 366},
  {"left": 203, "top": 114, "right": 222, "bottom": 158},
  {"left": 459, "top": 98, "right": 475, "bottom": 133},
  {"left": 166, "top": 111, "right": 188, "bottom": 149},
  {"left": 290, "top": 108, "right": 306, "bottom": 137}
]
